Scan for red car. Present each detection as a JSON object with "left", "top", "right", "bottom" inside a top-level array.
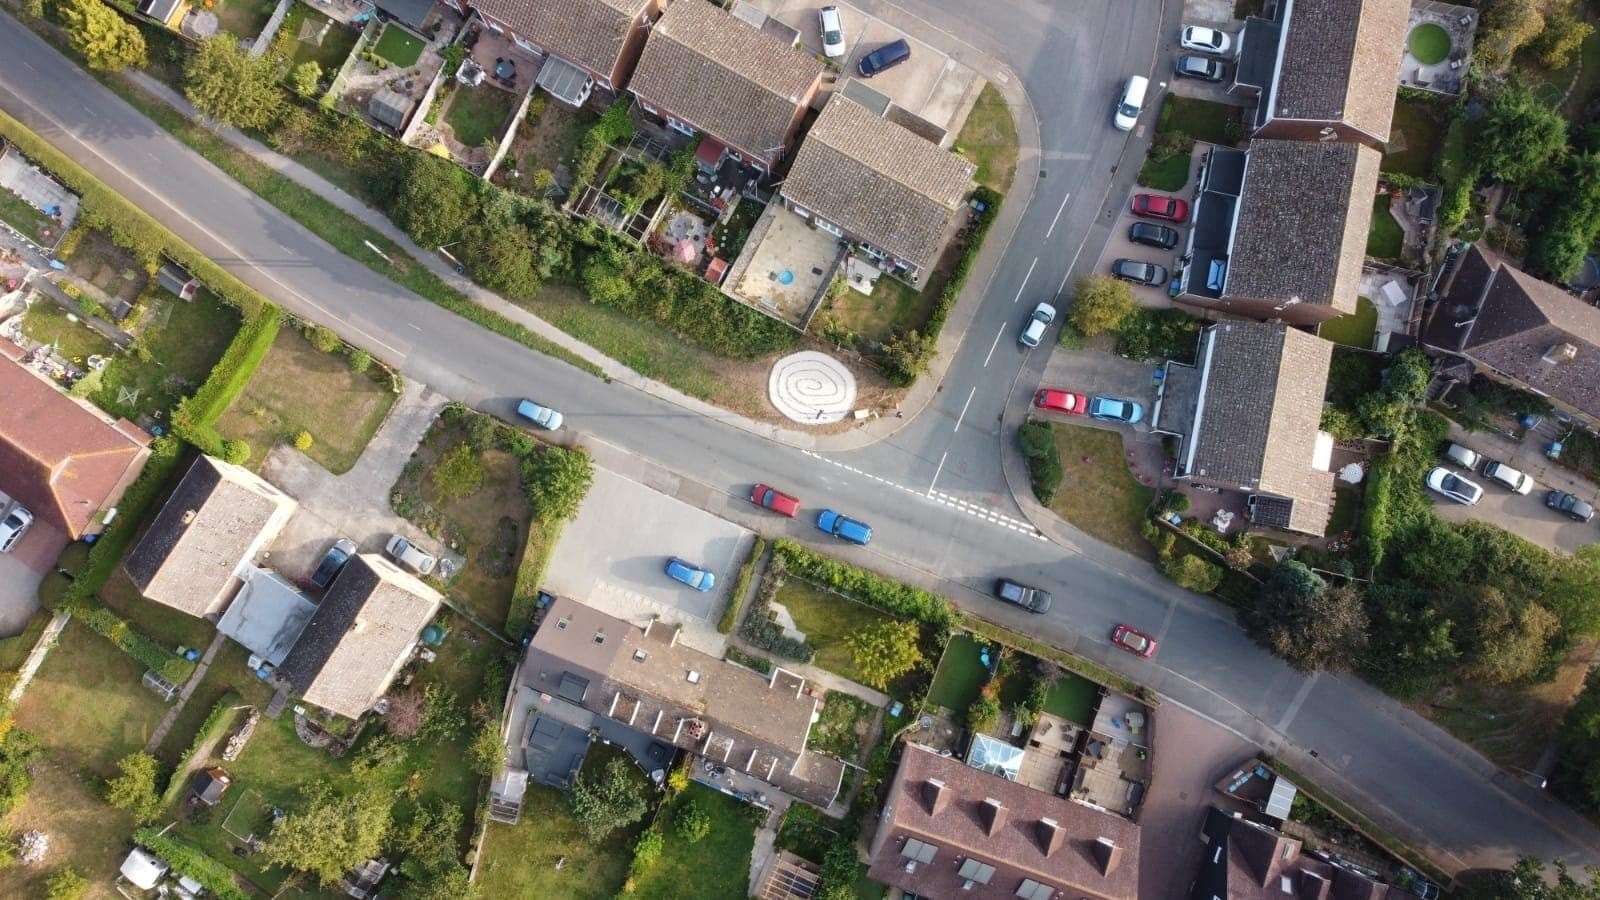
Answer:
[
  {"left": 750, "top": 483, "right": 801, "bottom": 518},
  {"left": 1111, "top": 624, "right": 1159, "bottom": 658},
  {"left": 1130, "top": 193, "right": 1189, "bottom": 224},
  {"left": 1033, "top": 388, "right": 1087, "bottom": 415}
]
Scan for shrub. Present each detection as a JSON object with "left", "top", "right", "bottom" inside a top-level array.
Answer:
[
  {"left": 431, "top": 442, "right": 484, "bottom": 500},
  {"left": 304, "top": 322, "right": 340, "bottom": 353},
  {"left": 846, "top": 619, "right": 923, "bottom": 690},
  {"left": 740, "top": 607, "right": 814, "bottom": 662},
  {"left": 347, "top": 348, "right": 373, "bottom": 373},
  {"left": 293, "top": 430, "right": 314, "bottom": 451},
  {"left": 45, "top": 867, "right": 87, "bottom": 900},
  {"left": 290, "top": 61, "right": 322, "bottom": 98},
  {"left": 104, "top": 752, "right": 162, "bottom": 823},
  {"left": 221, "top": 438, "right": 251, "bottom": 465},
  {"left": 674, "top": 800, "right": 711, "bottom": 843},
  {"left": 966, "top": 695, "right": 1000, "bottom": 732},
  {"left": 718, "top": 536, "right": 766, "bottom": 634},
  {"left": 522, "top": 445, "right": 593, "bottom": 520},
  {"left": 1017, "top": 420, "right": 1062, "bottom": 504},
  {"left": 770, "top": 541, "right": 956, "bottom": 627},
  {"left": 77, "top": 605, "right": 193, "bottom": 682},
  {"left": 1161, "top": 552, "right": 1224, "bottom": 593}
]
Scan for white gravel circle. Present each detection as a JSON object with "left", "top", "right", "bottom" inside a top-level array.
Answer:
[{"left": 769, "top": 351, "right": 857, "bottom": 424}]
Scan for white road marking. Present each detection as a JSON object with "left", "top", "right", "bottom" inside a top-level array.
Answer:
[
  {"left": 982, "top": 324, "right": 1005, "bottom": 368},
  {"left": 928, "top": 450, "right": 948, "bottom": 495},
  {"left": 1012, "top": 257, "right": 1038, "bottom": 304},
  {"left": 952, "top": 386, "right": 977, "bottom": 433},
  {"left": 800, "top": 451, "right": 1046, "bottom": 541},
  {"left": 1044, "top": 192, "right": 1072, "bottom": 238}
]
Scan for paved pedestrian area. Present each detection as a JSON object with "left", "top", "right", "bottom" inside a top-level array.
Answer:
[{"left": 1137, "top": 703, "right": 1256, "bottom": 899}]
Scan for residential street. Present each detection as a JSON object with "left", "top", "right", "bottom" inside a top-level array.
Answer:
[{"left": 3, "top": 3, "right": 1599, "bottom": 874}]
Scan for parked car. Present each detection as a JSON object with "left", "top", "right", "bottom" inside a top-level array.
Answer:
[
  {"left": 1111, "top": 258, "right": 1168, "bottom": 286},
  {"left": 665, "top": 557, "right": 716, "bottom": 592},
  {"left": 749, "top": 483, "right": 801, "bottom": 518},
  {"left": 1443, "top": 442, "right": 1481, "bottom": 470},
  {"left": 995, "top": 578, "right": 1053, "bottom": 614},
  {"left": 818, "top": 6, "right": 846, "bottom": 57},
  {"left": 1482, "top": 460, "right": 1534, "bottom": 494},
  {"left": 1034, "top": 388, "right": 1087, "bottom": 415},
  {"left": 816, "top": 509, "right": 872, "bottom": 545},
  {"left": 384, "top": 534, "right": 437, "bottom": 575},
  {"left": 1089, "top": 395, "right": 1144, "bottom": 425},
  {"left": 1111, "top": 623, "right": 1158, "bottom": 658},
  {"left": 1019, "top": 301, "right": 1056, "bottom": 348},
  {"left": 310, "top": 537, "right": 357, "bottom": 590},
  {"left": 1546, "top": 490, "right": 1596, "bottom": 523},
  {"left": 1130, "top": 193, "right": 1189, "bottom": 223},
  {"left": 0, "top": 505, "right": 32, "bottom": 554},
  {"left": 516, "top": 398, "right": 564, "bottom": 431},
  {"left": 1180, "top": 24, "right": 1232, "bottom": 54},
  {"left": 1175, "top": 55, "right": 1225, "bottom": 81},
  {"left": 857, "top": 38, "right": 910, "bottom": 77},
  {"left": 1128, "top": 221, "right": 1179, "bottom": 249},
  {"left": 1113, "top": 75, "right": 1149, "bottom": 131},
  {"left": 1425, "top": 466, "right": 1482, "bottom": 505}
]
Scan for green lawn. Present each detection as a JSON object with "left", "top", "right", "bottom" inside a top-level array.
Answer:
[
  {"left": 954, "top": 83, "right": 1019, "bottom": 193},
  {"left": 927, "top": 632, "right": 989, "bottom": 711},
  {"left": 0, "top": 611, "right": 48, "bottom": 671},
  {"left": 91, "top": 289, "right": 241, "bottom": 422},
  {"left": 824, "top": 274, "right": 935, "bottom": 343},
  {"left": 281, "top": 4, "right": 360, "bottom": 72},
  {"left": 1047, "top": 424, "right": 1155, "bottom": 560},
  {"left": 153, "top": 642, "right": 255, "bottom": 766},
  {"left": 1327, "top": 486, "right": 1362, "bottom": 537},
  {"left": 1383, "top": 97, "right": 1446, "bottom": 178},
  {"left": 630, "top": 785, "right": 758, "bottom": 900},
  {"left": 444, "top": 84, "right": 518, "bottom": 148},
  {"left": 100, "top": 568, "right": 215, "bottom": 652},
  {"left": 808, "top": 690, "right": 876, "bottom": 761},
  {"left": 1367, "top": 194, "right": 1403, "bottom": 260},
  {"left": 19, "top": 299, "right": 114, "bottom": 364},
  {"left": 770, "top": 578, "right": 897, "bottom": 686},
  {"left": 1041, "top": 673, "right": 1098, "bottom": 725},
  {"left": 1318, "top": 295, "right": 1377, "bottom": 349},
  {"left": 0, "top": 184, "right": 58, "bottom": 244},
  {"left": 477, "top": 783, "right": 638, "bottom": 899},
  {"left": 1407, "top": 23, "right": 1450, "bottom": 65},
  {"left": 1137, "top": 95, "right": 1235, "bottom": 190},
  {"left": 373, "top": 22, "right": 425, "bottom": 67}
]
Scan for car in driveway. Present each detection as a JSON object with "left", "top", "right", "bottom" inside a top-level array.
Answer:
[
  {"left": 1111, "top": 623, "right": 1158, "bottom": 657},
  {"left": 1128, "top": 221, "right": 1179, "bottom": 249},
  {"left": 516, "top": 398, "right": 564, "bottom": 430},
  {"left": 1019, "top": 301, "right": 1056, "bottom": 348},
  {"left": 1131, "top": 193, "right": 1189, "bottom": 223},
  {"left": 1088, "top": 395, "right": 1144, "bottom": 425},
  {"left": 1034, "top": 388, "right": 1087, "bottom": 415},
  {"left": 857, "top": 38, "right": 910, "bottom": 77},
  {"left": 995, "top": 578, "right": 1053, "bottom": 614},
  {"left": 818, "top": 6, "right": 846, "bottom": 58},
  {"left": 1425, "top": 466, "right": 1482, "bottom": 505},
  {"left": 1546, "top": 490, "right": 1596, "bottom": 523},
  {"left": 0, "top": 505, "right": 32, "bottom": 554},
  {"left": 1482, "top": 460, "right": 1534, "bottom": 494},
  {"left": 1111, "top": 258, "right": 1168, "bottom": 286},
  {"left": 1444, "top": 443, "right": 1482, "bottom": 470},
  {"left": 1180, "top": 24, "right": 1232, "bottom": 55},
  {"left": 665, "top": 557, "right": 716, "bottom": 592},
  {"left": 816, "top": 509, "right": 872, "bottom": 545},
  {"left": 1175, "top": 55, "right": 1225, "bottom": 81},
  {"left": 310, "top": 537, "right": 357, "bottom": 590},
  {"left": 749, "top": 483, "right": 801, "bottom": 517},
  {"left": 384, "top": 534, "right": 437, "bottom": 575}
]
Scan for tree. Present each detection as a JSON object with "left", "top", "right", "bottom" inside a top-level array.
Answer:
[
  {"left": 569, "top": 756, "right": 649, "bottom": 841},
  {"left": 1477, "top": 0, "right": 1547, "bottom": 71},
  {"left": 1530, "top": 152, "right": 1600, "bottom": 281},
  {"left": 290, "top": 60, "right": 323, "bottom": 98},
  {"left": 56, "top": 0, "right": 145, "bottom": 72},
  {"left": 1462, "top": 587, "right": 1559, "bottom": 684},
  {"left": 1530, "top": 8, "right": 1593, "bottom": 70},
  {"left": 459, "top": 223, "right": 542, "bottom": 299},
  {"left": 263, "top": 787, "right": 392, "bottom": 886},
  {"left": 845, "top": 619, "right": 923, "bottom": 690},
  {"left": 44, "top": 867, "right": 88, "bottom": 900},
  {"left": 104, "top": 752, "right": 161, "bottom": 823},
  {"left": 1457, "top": 857, "right": 1600, "bottom": 900},
  {"left": 673, "top": 799, "right": 711, "bottom": 843},
  {"left": 880, "top": 329, "right": 934, "bottom": 386},
  {"left": 1471, "top": 82, "right": 1569, "bottom": 185},
  {"left": 815, "top": 841, "right": 862, "bottom": 900},
  {"left": 467, "top": 719, "right": 502, "bottom": 776},
  {"left": 1359, "top": 584, "right": 1459, "bottom": 698},
  {"left": 391, "top": 155, "right": 480, "bottom": 248},
  {"left": 347, "top": 348, "right": 373, "bottom": 374},
  {"left": 1554, "top": 668, "right": 1600, "bottom": 812},
  {"left": 431, "top": 443, "right": 484, "bottom": 501},
  {"left": 393, "top": 801, "right": 476, "bottom": 900},
  {"left": 1068, "top": 275, "right": 1135, "bottom": 337},
  {"left": 522, "top": 446, "right": 593, "bottom": 521},
  {"left": 1243, "top": 562, "right": 1369, "bottom": 673},
  {"left": 183, "top": 36, "right": 283, "bottom": 130}
]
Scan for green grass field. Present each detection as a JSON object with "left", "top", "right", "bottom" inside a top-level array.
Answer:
[
  {"left": 93, "top": 289, "right": 240, "bottom": 422},
  {"left": 927, "top": 632, "right": 989, "bottom": 711},
  {"left": 1367, "top": 194, "right": 1403, "bottom": 261},
  {"left": 1042, "top": 673, "right": 1099, "bottom": 725},
  {"left": 629, "top": 785, "right": 758, "bottom": 900},
  {"left": 19, "top": 300, "right": 113, "bottom": 363},
  {"left": 373, "top": 22, "right": 425, "bottom": 67},
  {"left": 444, "top": 83, "right": 517, "bottom": 148},
  {"left": 1047, "top": 424, "right": 1155, "bottom": 559},
  {"left": 771, "top": 578, "right": 898, "bottom": 686},
  {"left": 954, "top": 83, "right": 1019, "bottom": 193}
]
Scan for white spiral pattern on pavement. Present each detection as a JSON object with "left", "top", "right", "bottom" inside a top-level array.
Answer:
[{"left": 768, "top": 351, "right": 857, "bottom": 425}]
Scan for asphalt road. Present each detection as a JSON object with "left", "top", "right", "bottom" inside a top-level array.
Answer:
[{"left": 2, "top": 6, "right": 1598, "bottom": 873}]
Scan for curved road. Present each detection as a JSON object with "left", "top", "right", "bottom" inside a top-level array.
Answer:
[{"left": 0, "top": 3, "right": 1596, "bottom": 874}]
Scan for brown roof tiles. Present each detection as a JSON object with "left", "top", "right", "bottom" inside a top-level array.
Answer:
[
  {"left": 1270, "top": 0, "right": 1409, "bottom": 143},
  {"left": 471, "top": 0, "right": 653, "bottom": 83}
]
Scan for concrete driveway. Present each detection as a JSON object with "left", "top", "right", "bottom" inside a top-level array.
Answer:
[
  {"left": 1139, "top": 703, "right": 1255, "bottom": 899},
  {"left": 0, "top": 520, "right": 65, "bottom": 636},
  {"left": 1095, "top": 149, "right": 1205, "bottom": 308},
  {"left": 1034, "top": 347, "right": 1161, "bottom": 437},
  {"left": 1429, "top": 425, "right": 1600, "bottom": 555}
]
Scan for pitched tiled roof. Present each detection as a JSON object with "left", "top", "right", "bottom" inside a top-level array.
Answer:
[
  {"left": 0, "top": 339, "right": 150, "bottom": 539},
  {"left": 471, "top": 0, "right": 652, "bottom": 81},
  {"left": 1226, "top": 139, "right": 1378, "bottom": 314},
  {"left": 1270, "top": 0, "right": 1409, "bottom": 142},
  {"left": 782, "top": 95, "right": 974, "bottom": 270},
  {"left": 1197, "top": 807, "right": 1397, "bottom": 899},
  {"left": 627, "top": 0, "right": 821, "bottom": 162}
]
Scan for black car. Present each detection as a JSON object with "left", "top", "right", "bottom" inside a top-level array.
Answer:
[
  {"left": 995, "top": 579, "right": 1053, "bottom": 614},
  {"left": 1546, "top": 489, "right": 1596, "bottom": 523},
  {"left": 1175, "top": 55, "right": 1225, "bottom": 82},
  {"left": 1111, "top": 258, "right": 1168, "bottom": 286},
  {"left": 310, "top": 538, "right": 357, "bottom": 589},
  {"left": 857, "top": 38, "right": 910, "bottom": 77},
  {"left": 1128, "top": 221, "right": 1179, "bottom": 250}
]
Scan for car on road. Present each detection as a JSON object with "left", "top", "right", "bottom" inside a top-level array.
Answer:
[
  {"left": 816, "top": 509, "right": 872, "bottom": 545},
  {"left": 310, "top": 537, "right": 357, "bottom": 590},
  {"left": 750, "top": 483, "right": 801, "bottom": 517},
  {"left": 995, "top": 578, "right": 1053, "bottom": 614},
  {"left": 0, "top": 505, "right": 32, "bottom": 554},
  {"left": 1128, "top": 221, "right": 1179, "bottom": 249},
  {"left": 1088, "top": 395, "right": 1144, "bottom": 425},
  {"left": 1482, "top": 460, "right": 1534, "bottom": 494},
  {"left": 1113, "top": 75, "right": 1148, "bottom": 131},
  {"left": 1175, "top": 55, "right": 1225, "bottom": 81},
  {"left": 1111, "top": 258, "right": 1168, "bottom": 286},
  {"left": 516, "top": 398, "right": 564, "bottom": 431},
  {"left": 1018, "top": 301, "right": 1056, "bottom": 348},
  {"left": 1111, "top": 623, "right": 1158, "bottom": 657},
  {"left": 818, "top": 6, "right": 846, "bottom": 58},
  {"left": 1130, "top": 193, "right": 1189, "bottom": 223},
  {"left": 857, "top": 38, "right": 910, "bottom": 77},
  {"left": 1546, "top": 490, "right": 1596, "bottom": 523},
  {"left": 1034, "top": 388, "right": 1087, "bottom": 415},
  {"left": 1425, "top": 466, "right": 1482, "bottom": 505},
  {"left": 385, "top": 534, "right": 437, "bottom": 575},
  {"left": 1444, "top": 443, "right": 1482, "bottom": 470},
  {"left": 1180, "top": 24, "right": 1232, "bottom": 55},
  {"left": 665, "top": 557, "right": 716, "bottom": 592}
]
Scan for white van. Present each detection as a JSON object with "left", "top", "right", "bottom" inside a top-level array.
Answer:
[
  {"left": 1483, "top": 460, "right": 1534, "bottom": 494},
  {"left": 1114, "top": 76, "right": 1149, "bottom": 131}
]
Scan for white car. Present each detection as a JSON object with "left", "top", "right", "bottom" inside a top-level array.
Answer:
[
  {"left": 1180, "top": 25, "right": 1232, "bottom": 55},
  {"left": 818, "top": 6, "right": 846, "bottom": 59},
  {"left": 385, "top": 534, "right": 437, "bottom": 575},
  {"left": 1426, "top": 466, "right": 1483, "bottom": 505},
  {"left": 0, "top": 505, "right": 33, "bottom": 553},
  {"left": 1019, "top": 302, "right": 1056, "bottom": 348}
]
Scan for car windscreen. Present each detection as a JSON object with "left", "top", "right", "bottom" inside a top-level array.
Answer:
[
  {"left": 824, "top": 28, "right": 841, "bottom": 42},
  {"left": 1118, "top": 101, "right": 1140, "bottom": 118}
]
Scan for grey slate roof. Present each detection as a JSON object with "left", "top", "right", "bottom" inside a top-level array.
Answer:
[
  {"left": 782, "top": 95, "right": 975, "bottom": 271},
  {"left": 1269, "top": 0, "right": 1409, "bottom": 142},
  {"left": 627, "top": 0, "right": 822, "bottom": 163},
  {"left": 472, "top": 0, "right": 652, "bottom": 82},
  {"left": 1225, "top": 139, "right": 1378, "bottom": 314}
]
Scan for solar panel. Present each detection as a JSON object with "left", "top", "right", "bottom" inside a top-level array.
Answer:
[
  {"left": 956, "top": 859, "right": 995, "bottom": 884},
  {"left": 900, "top": 839, "right": 937, "bottom": 864}
]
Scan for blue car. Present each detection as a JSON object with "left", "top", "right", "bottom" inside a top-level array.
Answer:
[
  {"left": 665, "top": 557, "right": 716, "bottom": 592},
  {"left": 1088, "top": 395, "right": 1144, "bottom": 425},
  {"left": 816, "top": 509, "right": 872, "bottom": 545}
]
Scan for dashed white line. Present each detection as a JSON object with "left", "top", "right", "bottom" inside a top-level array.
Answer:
[
  {"left": 1045, "top": 192, "right": 1072, "bottom": 238},
  {"left": 801, "top": 451, "right": 1046, "bottom": 541},
  {"left": 982, "top": 324, "right": 1005, "bottom": 368},
  {"left": 1012, "top": 257, "right": 1038, "bottom": 304}
]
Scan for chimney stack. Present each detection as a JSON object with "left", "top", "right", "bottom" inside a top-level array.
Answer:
[
  {"left": 979, "top": 798, "right": 1007, "bottom": 836},
  {"left": 1093, "top": 837, "right": 1123, "bottom": 875},
  {"left": 1544, "top": 342, "right": 1578, "bottom": 365},
  {"left": 1036, "top": 817, "right": 1065, "bottom": 856},
  {"left": 922, "top": 778, "right": 948, "bottom": 816}
]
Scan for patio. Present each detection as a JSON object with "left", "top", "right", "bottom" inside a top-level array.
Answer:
[
  {"left": 299, "top": 0, "right": 374, "bottom": 27},
  {"left": 1398, "top": 1, "right": 1477, "bottom": 95},
  {"left": 458, "top": 18, "right": 540, "bottom": 93},
  {"left": 1016, "top": 712, "right": 1080, "bottom": 796},
  {"left": 722, "top": 204, "right": 844, "bottom": 329},
  {"left": 336, "top": 12, "right": 461, "bottom": 138},
  {"left": 1359, "top": 266, "right": 1418, "bottom": 351},
  {"left": 683, "top": 138, "right": 770, "bottom": 222}
]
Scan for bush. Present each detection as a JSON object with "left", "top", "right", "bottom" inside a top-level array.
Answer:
[
  {"left": 966, "top": 695, "right": 1000, "bottom": 732},
  {"left": 304, "top": 322, "right": 340, "bottom": 353},
  {"left": 717, "top": 536, "right": 766, "bottom": 634},
  {"left": 431, "top": 442, "right": 484, "bottom": 500},
  {"left": 770, "top": 541, "right": 956, "bottom": 627},
  {"left": 77, "top": 605, "right": 193, "bottom": 682},
  {"left": 1017, "top": 420, "right": 1062, "bottom": 504},
  {"left": 1161, "top": 552, "right": 1224, "bottom": 593},
  {"left": 44, "top": 867, "right": 87, "bottom": 900},
  {"left": 674, "top": 800, "right": 711, "bottom": 843},
  {"left": 522, "top": 445, "right": 593, "bottom": 521},
  {"left": 293, "top": 430, "right": 314, "bottom": 451},
  {"left": 846, "top": 619, "right": 923, "bottom": 690},
  {"left": 134, "top": 827, "right": 251, "bottom": 900},
  {"left": 221, "top": 438, "right": 251, "bottom": 465},
  {"left": 1068, "top": 276, "right": 1134, "bottom": 336},
  {"left": 1114, "top": 306, "right": 1200, "bottom": 361},
  {"left": 347, "top": 348, "right": 373, "bottom": 373},
  {"left": 740, "top": 607, "right": 814, "bottom": 662},
  {"left": 104, "top": 752, "right": 162, "bottom": 823}
]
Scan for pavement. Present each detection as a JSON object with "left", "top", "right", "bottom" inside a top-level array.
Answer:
[
  {"left": 1138, "top": 702, "right": 1256, "bottom": 900},
  {"left": 1431, "top": 422, "right": 1600, "bottom": 555}
]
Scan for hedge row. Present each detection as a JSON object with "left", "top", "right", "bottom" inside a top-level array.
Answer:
[
  {"left": 770, "top": 540, "right": 956, "bottom": 627},
  {"left": 134, "top": 827, "right": 252, "bottom": 900},
  {"left": 78, "top": 605, "right": 193, "bottom": 684},
  {"left": 717, "top": 536, "right": 766, "bottom": 634},
  {"left": 925, "top": 186, "right": 1002, "bottom": 339},
  {"left": 158, "top": 693, "right": 243, "bottom": 809},
  {"left": 171, "top": 308, "right": 281, "bottom": 457}
]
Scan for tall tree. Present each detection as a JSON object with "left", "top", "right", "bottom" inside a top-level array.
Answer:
[
  {"left": 391, "top": 154, "right": 480, "bottom": 249},
  {"left": 1458, "top": 857, "right": 1600, "bottom": 900},
  {"left": 568, "top": 756, "right": 649, "bottom": 841},
  {"left": 1068, "top": 276, "right": 1135, "bottom": 337},
  {"left": 263, "top": 787, "right": 392, "bottom": 886},
  {"left": 1461, "top": 586, "right": 1559, "bottom": 684},
  {"left": 104, "top": 752, "right": 161, "bottom": 823},
  {"left": 1471, "top": 82, "right": 1569, "bottom": 185},
  {"left": 183, "top": 36, "right": 284, "bottom": 130},
  {"left": 846, "top": 619, "right": 924, "bottom": 690},
  {"left": 56, "top": 0, "right": 145, "bottom": 72},
  {"left": 1530, "top": 152, "right": 1600, "bottom": 281},
  {"left": 1246, "top": 571, "right": 1368, "bottom": 674}
]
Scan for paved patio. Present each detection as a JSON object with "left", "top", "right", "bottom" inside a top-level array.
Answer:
[
  {"left": 726, "top": 204, "right": 842, "bottom": 328},
  {"left": 1399, "top": 1, "right": 1477, "bottom": 96}
]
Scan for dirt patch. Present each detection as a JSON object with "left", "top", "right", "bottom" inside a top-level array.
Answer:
[
  {"left": 492, "top": 97, "right": 594, "bottom": 197},
  {"left": 66, "top": 228, "right": 147, "bottom": 303}
]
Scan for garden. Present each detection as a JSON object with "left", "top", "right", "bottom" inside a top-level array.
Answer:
[
  {"left": 213, "top": 0, "right": 276, "bottom": 43},
  {"left": 1367, "top": 194, "right": 1404, "bottom": 261},
  {"left": 275, "top": 3, "right": 360, "bottom": 72},
  {"left": 0, "top": 181, "right": 58, "bottom": 245},
  {"left": 372, "top": 22, "right": 425, "bottom": 68},
  {"left": 18, "top": 299, "right": 114, "bottom": 364},
  {"left": 90, "top": 288, "right": 242, "bottom": 423},
  {"left": 476, "top": 781, "right": 638, "bottom": 899},
  {"left": 492, "top": 95, "right": 594, "bottom": 198},
  {"left": 766, "top": 578, "right": 901, "bottom": 686},
  {"left": 626, "top": 784, "right": 760, "bottom": 900},
  {"left": 1318, "top": 296, "right": 1378, "bottom": 349},
  {"left": 1137, "top": 95, "right": 1239, "bottom": 191},
  {"left": 953, "top": 82, "right": 1020, "bottom": 193},
  {"left": 1038, "top": 422, "right": 1155, "bottom": 559},
  {"left": 442, "top": 82, "right": 519, "bottom": 149}
]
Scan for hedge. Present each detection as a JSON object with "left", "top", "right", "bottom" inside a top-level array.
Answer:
[
  {"left": 964, "top": 619, "right": 1154, "bottom": 703},
  {"left": 78, "top": 606, "right": 193, "bottom": 683},
  {"left": 159, "top": 693, "right": 243, "bottom": 808},
  {"left": 171, "top": 307, "right": 281, "bottom": 455},
  {"left": 134, "top": 827, "right": 251, "bottom": 900},
  {"left": 717, "top": 536, "right": 766, "bottom": 634},
  {"left": 770, "top": 540, "right": 955, "bottom": 627}
]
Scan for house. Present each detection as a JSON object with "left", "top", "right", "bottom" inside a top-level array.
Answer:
[
  {"left": 1190, "top": 807, "right": 1396, "bottom": 899},
  {"left": 461, "top": 0, "right": 663, "bottom": 107},
  {"left": 1230, "top": 0, "right": 1410, "bottom": 150},
  {"left": 156, "top": 261, "right": 200, "bottom": 301},
  {"left": 124, "top": 455, "right": 297, "bottom": 620},
  {"left": 135, "top": 0, "right": 189, "bottom": 30},
  {"left": 0, "top": 338, "right": 151, "bottom": 540},
  {"left": 1152, "top": 322, "right": 1337, "bottom": 537},
  {"left": 867, "top": 742, "right": 1141, "bottom": 899},
  {"left": 627, "top": 0, "right": 824, "bottom": 173},
  {"left": 1177, "top": 139, "right": 1379, "bottom": 326},
  {"left": 780, "top": 95, "right": 976, "bottom": 285},
  {"left": 216, "top": 567, "right": 318, "bottom": 669},
  {"left": 190, "top": 767, "right": 232, "bottom": 806},
  {"left": 276, "top": 554, "right": 443, "bottom": 720},
  {"left": 1422, "top": 244, "right": 1600, "bottom": 429},
  {"left": 520, "top": 595, "right": 847, "bottom": 807}
]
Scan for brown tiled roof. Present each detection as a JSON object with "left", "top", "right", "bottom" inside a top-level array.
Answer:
[
  {"left": 1270, "top": 0, "right": 1409, "bottom": 142},
  {"left": 868, "top": 743, "right": 1140, "bottom": 900},
  {"left": 471, "top": 0, "right": 652, "bottom": 82},
  {"left": 781, "top": 95, "right": 974, "bottom": 270},
  {"left": 278, "top": 554, "right": 442, "bottom": 719},
  {"left": 0, "top": 339, "right": 150, "bottom": 539},
  {"left": 1202, "top": 808, "right": 1395, "bottom": 899},
  {"left": 627, "top": 0, "right": 822, "bottom": 163},
  {"left": 124, "top": 455, "right": 296, "bottom": 619},
  {"left": 1226, "top": 139, "right": 1378, "bottom": 314}
]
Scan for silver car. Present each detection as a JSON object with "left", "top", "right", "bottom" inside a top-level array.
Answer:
[
  {"left": 384, "top": 534, "right": 437, "bottom": 575},
  {"left": 0, "top": 505, "right": 32, "bottom": 553},
  {"left": 1019, "top": 302, "right": 1056, "bottom": 348}
]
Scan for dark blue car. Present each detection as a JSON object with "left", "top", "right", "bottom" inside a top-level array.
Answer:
[
  {"left": 857, "top": 39, "right": 910, "bottom": 78},
  {"left": 816, "top": 509, "right": 872, "bottom": 545}
]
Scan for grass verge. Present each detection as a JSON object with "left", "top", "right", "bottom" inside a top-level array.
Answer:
[
  {"left": 1047, "top": 424, "right": 1155, "bottom": 560},
  {"left": 954, "top": 82, "right": 1019, "bottom": 194}
]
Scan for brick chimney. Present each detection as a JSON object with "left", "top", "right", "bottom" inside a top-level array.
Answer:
[
  {"left": 922, "top": 778, "right": 948, "bottom": 816},
  {"left": 1093, "top": 837, "right": 1122, "bottom": 875},
  {"left": 1036, "top": 817, "right": 1065, "bottom": 856},
  {"left": 979, "top": 798, "right": 1007, "bottom": 836}
]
